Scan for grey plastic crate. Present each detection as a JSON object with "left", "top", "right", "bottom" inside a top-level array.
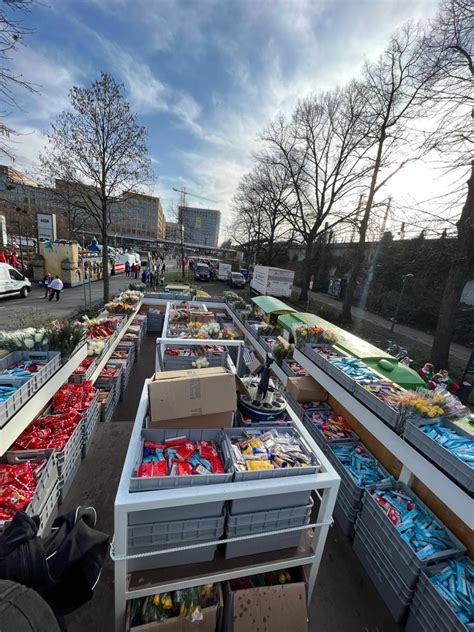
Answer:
[
  {"left": 303, "top": 411, "right": 358, "bottom": 455},
  {"left": 128, "top": 510, "right": 225, "bottom": 549},
  {"left": 82, "top": 394, "right": 100, "bottom": 458},
  {"left": 353, "top": 523, "right": 414, "bottom": 623},
  {"left": 327, "top": 441, "right": 393, "bottom": 507},
  {"left": 225, "top": 499, "right": 312, "bottom": 536},
  {"left": 4, "top": 448, "right": 58, "bottom": 519},
  {"left": 359, "top": 482, "right": 466, "bottom": 589},
  {"left": 353, "top": 383, "right": 402, "bottom": 432},
  {"left": 411, "top": 560, "right": 473, "bottom": 632},
  {"left": 223, "top": 427, "right": 318, "bottom": 514},
  {"left": 333, "top": 485, "right": 360, "bottom": 537},
  {"left": 405, "top": 605, "right": 432, "bottom": 632},
  {"left": 225, "top": 528, "right": 304, "bottom": 559},
  {"left": 223, "top": 427, "right": 319, "bottom": 482},
  {"left": 281, "top": 359, "right": 306, "bottom": 377},
  {"left": 99, "top": 387, "right": 115, "bottom": 423},
  {"left": 35, "top": 481, "right": 60, "bottom": 536},
  {"left": 57, "top": 422, "right": 83, "bottom": 503},
  {"left": 0, "top": 377, "right": 32, "bottom": 428},
  {"left": 128, "top": 500, "right": 225, "bottom": 526},
  {"left": 404, "top": 418, "right": 474, "bottom": 495},
  {"left": 130, "top": 428, "right": 233, "bottom": 492}
]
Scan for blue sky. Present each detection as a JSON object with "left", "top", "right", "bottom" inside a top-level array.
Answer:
[{"left": 8, "top": 0, "right": 439, "bottom": 234}]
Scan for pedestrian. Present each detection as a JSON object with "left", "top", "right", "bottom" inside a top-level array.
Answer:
[
  {"left": 43, "top": 272, "right": 52, "bottom": 299},
  {"left": 0, "top": 250, "right": 5, "bottom": 263},
  {"left": 141, "top": 268, "right": 148, "bottom": 285},
  {"left": 48, "top": 275, "right": 64, "bottom": 302},
  {"left": 125, "top": 261, "right": 130, "bottom": 277},
  {"left": 160, "top": 262, "right": 166, "bottom": 286}
]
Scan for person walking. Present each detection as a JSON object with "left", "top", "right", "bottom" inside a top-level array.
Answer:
[
  {"left": 43, "top": 273, "right": 52, "bottom": 299},
  {"left": 125, "top": 261, "right": 130, "bottom": 277},
  {"left": 48, "top": 275, "right": 64, "bottom": 302}
]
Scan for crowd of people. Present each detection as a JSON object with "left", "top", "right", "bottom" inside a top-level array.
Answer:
[{"left": 125, "top": 253, "right": 167, "bottom": 287}]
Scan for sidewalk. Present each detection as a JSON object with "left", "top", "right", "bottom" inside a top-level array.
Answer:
[
  {"left": 0, "top": 275, "right": 131, "bottom": 330},
  {"left": 296, "top": 288, "right": 471, "bottom": 364}
]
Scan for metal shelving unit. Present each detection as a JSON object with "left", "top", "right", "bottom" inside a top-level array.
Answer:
[
  {"left": 112, "top": 379, "right": 340, "bottom": 631},
  {"left": 89, "top": 306, "right": 141, "bottom": 384},
  {"left": 293, "top": 348, "right": 474, "bottom": 530},
  {"left": 0, "top": 343, "right": 88, "bottom": 454}
]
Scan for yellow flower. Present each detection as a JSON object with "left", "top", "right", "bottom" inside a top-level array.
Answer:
[{"left": 301, "top": 330, "right": 308, "bottom": 337}]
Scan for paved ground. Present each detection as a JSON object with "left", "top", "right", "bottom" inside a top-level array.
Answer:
[
  {"left": 63, "top": 332, "right": 402, "bottom": 632},
  {"left": 0, "top": 275, "right": 131, "bottom": 330}
]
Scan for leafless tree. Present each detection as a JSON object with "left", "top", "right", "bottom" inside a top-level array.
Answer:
[
  {"left": 421, "top": 0, "right": 473, "bottom": 369},
  {"left": 232, "top": 160, "right": 291, "bottom": 265},
  {"left": 40, "top": 73, "right": 153, "bottom": 301},
  {"left": 261, "top": 84, "right": 372, "bottom": 301},
  {"left": 340, "top": 23, "right": 438, "bottom": 322},
  {"left": 0, "top": 1, "right": 38, "bottom": 161}
]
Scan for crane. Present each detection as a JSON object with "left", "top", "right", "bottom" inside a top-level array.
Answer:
[{"left": 171, "top": 187, "right": 218, "bottom": 206}]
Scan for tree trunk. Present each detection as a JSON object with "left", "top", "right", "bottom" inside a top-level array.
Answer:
[
  {"left": 429, "top": 259, "right": 469, "bottom": 369},
  {"left": 299, "top": 241, "right": 313, "bottom": 302},
  {"left": 430, "top": 160, "right": 474, "bottom": 369},
  {"left": 101, "top": 212, "right": 109, "bottom": 303},
  {"left": 340, "top": 242, "right": 364, "bottom": 323}
]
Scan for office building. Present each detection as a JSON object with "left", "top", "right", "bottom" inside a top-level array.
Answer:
[
  {"left": 0, "top": 165, "right": 165, "bottom": 242},
  {"left": 179, "top": 206, "right": 221, "bottom": 247}
]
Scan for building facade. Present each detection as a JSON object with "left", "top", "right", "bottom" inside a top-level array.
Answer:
[
  {"left": 179, "top": 206, "right": 221, "bottom": 247},
  {"left": 165, "top": 221, "right": 181, "bottom": 242},
  {"left": 0, "top": 165, "right": 165, "bottom": 242}
]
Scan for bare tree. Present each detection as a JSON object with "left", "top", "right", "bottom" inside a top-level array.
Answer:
[
  {"left": 233, "top": 161, "right": 291, "bottom": 265},
  {"left": 41, "top": 73, "right": 153, "bottom": 301},
  {"left": 261, "top": 84, "right": 372, "bottom": 301},
  {"left": 0, "top": 1, "right": 38, "bottom": 161},
  {"left": 422, "top": 0, "right": 473, "bottom": 368},
  {"left": 340, "top": 23, "right": 437, "bottom": 322}
]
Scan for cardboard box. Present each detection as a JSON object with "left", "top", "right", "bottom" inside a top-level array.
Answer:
[
  {"left": 286, "top": 376, "right": 327, "bottom": 403},
  {"left": 127, "top": 585, "right": 223, "bottom": 632},
  {"left": 150, "top": 411, "right": 234, "bottom": 429},
  {"left": 148, "top": 367, "right": 238, "bottom": 426},
  {"left": 223, "top": 570, "right": 308, "bottom": 632}
]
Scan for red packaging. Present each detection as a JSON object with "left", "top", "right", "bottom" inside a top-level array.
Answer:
[
  {"left": 175, "top": 442, "right": 196, "bottom": 462},
  {"left": 198, "top": 440, "right": 218, "bottom": 459},
  {"left": 176, "top": 461, "right": 191, "bottom": 476},
  {"left": 0, "top": 485, "right": 33, "bottom": 512},
  {"left": 144, "top": 441, "right": 166, "bottom": 450},
  {"left": 164, "top": 436, "right": 188, "bottom": 448},
  {"left": 10, "top": 462, "right": 36, "bottom": 492},
  {"left": 209, "top": 456, "right": 224, "bottom": 474},
  {"left": 138, "top": 461, "right": 167, "bottom": 477},
  {"left": 0, "top": 508, "right": 14, "bottom": 521}
]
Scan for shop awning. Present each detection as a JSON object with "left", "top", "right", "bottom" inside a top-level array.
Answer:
[
  {"left": 364, "top": 357, "right": 427, "bottom": 389},
  {"left": 251, "top": 296, "right": 296, "bottom": 315}
]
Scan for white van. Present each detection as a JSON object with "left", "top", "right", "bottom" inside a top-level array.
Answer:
[{"left": 0, "top": 263, "right": 31, "bottom": 299}]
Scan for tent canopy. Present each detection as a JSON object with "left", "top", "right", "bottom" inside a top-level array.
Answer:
[{"left": 251, "top": 296, "right": 296, "bottom": 315}]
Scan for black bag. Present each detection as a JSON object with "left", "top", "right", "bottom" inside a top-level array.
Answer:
[{"left": 0, "top": 507, "right": 109, "bottom": 616}]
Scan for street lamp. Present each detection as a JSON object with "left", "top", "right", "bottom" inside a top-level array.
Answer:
[{"left": 390, "top": 273, "right": 414, "bottom": 332}]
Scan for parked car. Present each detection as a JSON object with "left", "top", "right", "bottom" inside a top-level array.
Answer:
[
  {"left": 228, "top": 271, "right": 246, "bottom": 288},
  {"left": 0, "top": 263, "right": 31, "bottom": 299},
  {"left": 194, "top": 263, "right": 211, "bottom": 281}
]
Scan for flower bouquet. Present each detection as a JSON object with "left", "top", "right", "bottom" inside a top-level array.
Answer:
[
  {"left": 293, "top": 324, "right": 337, "bottom": 349},
  {"left": 395, "top": 388, "right": 446, "bottom": 423}
]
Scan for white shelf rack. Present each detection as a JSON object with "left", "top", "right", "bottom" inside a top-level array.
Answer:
[
  {"left": 0, "top": 343, "right": 88, "bottom": 455},
  {"left": 293, "top": 347, "right": 474, "bottom": 530},
  {"left": 89, "top": 305, "right": 141, "bottom": 384},
  {"left": 0, "top": 306, "right": 141, "bottom": 455},
  {"left": 113, "top": 304, "right": 341, "bottom": 630}
]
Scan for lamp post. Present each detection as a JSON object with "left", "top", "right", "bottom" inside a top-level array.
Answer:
[{"left": 390, "top": 273, "right": 414, "bottom": 332}]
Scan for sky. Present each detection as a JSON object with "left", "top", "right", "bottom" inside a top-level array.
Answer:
[{"left": 5, "top": 0, "right": 443, "bottom": 237}]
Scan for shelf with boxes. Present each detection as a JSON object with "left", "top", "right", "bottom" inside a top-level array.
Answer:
[
  {"left": 0, "top": 303, "right": 146, "bottom": 541},
  {"left": 293, "top": 348, "right": 473, "bottom": 530},
  {"left": 113, "top": 368, "right": 340, "bottom": 631}
]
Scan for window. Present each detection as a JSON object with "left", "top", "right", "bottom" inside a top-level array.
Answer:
[{"left": 9, "top": 269, "right": 23, "bottom": 281}]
